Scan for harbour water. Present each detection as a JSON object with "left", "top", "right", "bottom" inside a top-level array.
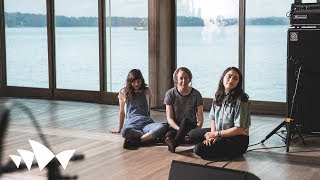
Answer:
[{"left": 5, "top": 25, "right": 288, "bottom": 102}]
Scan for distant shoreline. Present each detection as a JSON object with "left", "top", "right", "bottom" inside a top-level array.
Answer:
[{"left": 5, "top": 12, "right": 289, "bottom": 27}]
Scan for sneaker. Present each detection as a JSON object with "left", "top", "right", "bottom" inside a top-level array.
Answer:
[
  {"left": 123, "top": 139, "right": 140, "bottom": 149},
  {"left": 165, "top": 137, "right": 176, "bottom": 153}
]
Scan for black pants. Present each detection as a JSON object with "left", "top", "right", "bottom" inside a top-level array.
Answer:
[
  {"left": 165, "top": 118, "right": 196, "bottom": 145},
  {"left": 188, "top": 128, "right": 249, "bottom": 159}
]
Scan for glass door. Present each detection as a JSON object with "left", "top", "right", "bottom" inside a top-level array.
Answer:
[{"left": 4, "top": 0, "right": 48, "bottom": 88}]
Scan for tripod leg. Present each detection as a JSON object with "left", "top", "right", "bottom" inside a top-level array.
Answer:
[
  {"left": 295, "top": 124, "right": 306, "bottom": 145},
  {"left": 261, "top": 121, "right": 286, "bottom": 144},
  {"left": 285, "top": 120, "right": 292, "bottom": 152}
]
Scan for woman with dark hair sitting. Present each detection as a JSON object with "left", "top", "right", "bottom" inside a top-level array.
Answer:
[
  {"left": 189, "top": 67, "right": 250, "bottom": 159},
  {"left": 110, "top": 69, "right": 168, "bottom": 149}
]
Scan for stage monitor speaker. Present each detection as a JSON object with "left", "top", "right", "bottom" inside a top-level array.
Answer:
[
  {"left": 168, "top": 160, "right": 260, "bottom": 180},
  {"left": 287, "top": 28, "right": 320, "bottom": 133}
]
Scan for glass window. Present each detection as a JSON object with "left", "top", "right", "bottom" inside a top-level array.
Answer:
[
  {"left": 245, "top": 1, "right": 292, "bottom": 102},
  {"left": 4, "top": 0, "right": 48, "bottom": 88},
  {"left": 55, "top": 0, "right": 99, "bottom": 91},
  {"left": 106, "top": 0, "right": 148, "bottom": 92},
  {"left": 176, "top": 0, "right": 239, "bottom": 97}
]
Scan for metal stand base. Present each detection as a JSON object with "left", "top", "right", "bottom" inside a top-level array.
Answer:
[{"left": 261, "top": 118, "right": 305, "bottom": 152}]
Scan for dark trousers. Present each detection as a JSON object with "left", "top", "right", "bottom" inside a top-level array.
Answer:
[
  {"left": 188, "top": 128, "right": 249, "bottom": 159},
  {"left": 165, "top": 118, "right": 196, "bottom": 145}
]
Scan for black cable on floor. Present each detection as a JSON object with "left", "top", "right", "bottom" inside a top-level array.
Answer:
[
  {"left": 221, "top": 160, "right": 232, "bottom": 168},
  {"left": 248, "top": 141, "right": 262, "bottom": 147},
  {"left": 246, "top": 145, "right": 286, "bottom": 153},
  {"left": 204, "top": 157, "right": 233, "bottom": 168},
  {"left": 204, "top": 160, "right": 219, "bottom": 166}
]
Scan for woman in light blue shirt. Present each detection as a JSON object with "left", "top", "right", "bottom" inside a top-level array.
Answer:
[{"left": 189, "top": 67, "right": 250, "bottom": 159}]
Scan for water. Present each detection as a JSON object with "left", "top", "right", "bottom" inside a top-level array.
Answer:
[
  {"left": 177, "top": 25, "right": 287, "bottom": 102},
  {"left": 4, "top": 25, "right": 287, "bottom": 102}
]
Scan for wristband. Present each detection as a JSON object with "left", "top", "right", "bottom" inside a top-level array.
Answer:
[{"left": 218, "top": 130, "right": 221, "bottom": 137}]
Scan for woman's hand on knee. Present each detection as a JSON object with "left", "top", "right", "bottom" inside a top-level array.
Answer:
[
  {"left": 203, "top": 138, "right": 215, "bottom": 146},
  {"left": 204, "top": 132, "right": 216, "bottom": 139}
]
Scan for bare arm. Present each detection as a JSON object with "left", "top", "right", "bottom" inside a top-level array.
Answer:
[
  {"left": 219, "top": 127, "right": 249, "bottom": 137},
  {"left": 110, "top": 99, "right": 125, "bottom": 133},
  {"left": 210, "top": 120, "right": 216, "bottom": 132},
  {"left": 206, "top": 126, "right": 248, "bottom": 139},
  {"left": 203, "top": 120, "right": 217, "bottom": 146},
  {"left": 196, "top": 105, "right": 204, "bottom": 128},
  {"left": 204, "top": 120, "right": 216, "bottom": 140},
  {"left": 166, "top": 105, "right": 180, "bottom": 130}
]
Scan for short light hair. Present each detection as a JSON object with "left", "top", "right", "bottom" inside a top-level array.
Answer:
[{"left": 172, "top": 67, "right": 192, "bottom": 85}]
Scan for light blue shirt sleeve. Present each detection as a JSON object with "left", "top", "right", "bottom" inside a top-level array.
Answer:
[
  {"left": 233, "top": 100, "right": 251, "bottom": 128},
  {"left": 209, "top": 103, "right": 215, "bottom": 121}
]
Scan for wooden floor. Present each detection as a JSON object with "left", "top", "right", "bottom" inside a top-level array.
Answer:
[{"left": 0, "top": 98, "right": 319, "bottom": 180}]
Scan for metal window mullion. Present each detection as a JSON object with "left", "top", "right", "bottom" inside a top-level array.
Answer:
[
  {"left": 108, "top": 0, "right": 112, "bottom": 91},
  {"left": 98, "top": 0, "right": 106, "bottom": 92},
  {"left": 239, "top": 0, "right": 246, "bottom": 90},
  {"left": 46, "top": 0, "right": 56, "bottom": 95},
  {"left": 0, "top": 0, "right": 7, "bottom": 95}
]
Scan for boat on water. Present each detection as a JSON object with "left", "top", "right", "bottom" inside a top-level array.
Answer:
[
  {"left": 134, "top": 19, "right": 148, "bottom": 31},
  {"left": 134, "top": 26, "right": 148, "bottom": 31},
  {"left": 215, "top": 16, "right": 237, "bottom": 26}
]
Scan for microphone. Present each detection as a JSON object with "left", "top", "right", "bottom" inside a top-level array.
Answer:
[
  {"left": 0, "top": 101, "right": 85, "bottom": 179},
  {"left": 1, "top": 154, "right": 84, "bottom": 174},
  {"left": 70, "top": 154, "right": 85, "bottom": 161},
  {"left": 0, "top": 103, "right": 10, "bottom": 176},
  {"left": 2, "top": 160, "right": 38, "bottom": 173}
]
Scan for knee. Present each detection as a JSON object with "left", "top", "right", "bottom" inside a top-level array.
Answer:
[
  {"left": 155, "top": 123, "right": 169, "bottom": 137},
  {"left": 121, "top": 127, "right": 130, "bottom": 139},
  {"left": 188, "top": 129, "right": 197, "bottom": 139},
  {"left": 193, "top": 143, "right": 203, "bottom": 157},
  {"left": 160, "top": 122, "right": 169, "bottom": 130},
  {"left": 187, "top": 129, "right": 204, "bottom": 143},
  {"left": 144, "top": 123, "right": 169, "bottom": 139}
]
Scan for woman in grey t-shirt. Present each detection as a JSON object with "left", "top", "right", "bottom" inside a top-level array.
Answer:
[
  {"left": 164, "top": 67, "right": 204, "bottom": 153},
  {"left": 189, "top": 67, "right": 250, "bottom": 159}
]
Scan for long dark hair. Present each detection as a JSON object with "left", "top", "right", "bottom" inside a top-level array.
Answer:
[
  {"left": 123, "top": 69, "right": 148, "bottom": 102},
  {"left": 214, "top": 67, "right": 249, "bottom": 106}
]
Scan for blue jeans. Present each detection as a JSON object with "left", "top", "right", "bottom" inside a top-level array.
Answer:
[{"left": 122, "top": 122, "right": 168, "bottom": 140}]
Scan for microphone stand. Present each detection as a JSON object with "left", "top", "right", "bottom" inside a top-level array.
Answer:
[
  {"left": 260, "top": 65, "right": 305, "bottom": 152},
  {"left": 0, "top": 105, "right": 10, "bottom": 176},
  {"left": 0, "top": 102, "right": 84, "bottom": 179}
]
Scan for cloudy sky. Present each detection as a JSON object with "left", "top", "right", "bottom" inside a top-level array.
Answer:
[{"left": 4, "top": 0, "right": 317, "bottom": 18}]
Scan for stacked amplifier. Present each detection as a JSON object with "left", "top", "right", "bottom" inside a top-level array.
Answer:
[
  {"left": 288, "top": 1, "right": 320, "bottom": 133},
  {"left": 290, "top": 2, "right": 320, "bottom": 26}
]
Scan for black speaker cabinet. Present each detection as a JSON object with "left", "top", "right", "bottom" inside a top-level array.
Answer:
[
  {"left": 168, "top": 160, "right": 260, "bottom": 180},
  {"left": 287, "top": 28, "right": 320, "bottom": 133}
]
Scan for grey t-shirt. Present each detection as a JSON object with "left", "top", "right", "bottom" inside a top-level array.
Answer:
[
  {"left": 209, "top": 96, "right": 251, "bottom": 131},
  {"left": 164, "top": 87, "right": 203, "bottom": 124}
]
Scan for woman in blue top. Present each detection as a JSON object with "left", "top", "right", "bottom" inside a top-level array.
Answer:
[
  {"left": 189, "top": 67, "right": 250, "bottom": 159},
  {"left": 110, "top": 69, "right": 168, "bottom": 149}
]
